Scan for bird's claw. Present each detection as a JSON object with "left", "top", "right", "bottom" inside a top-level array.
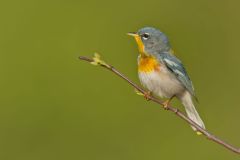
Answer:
[
  {"left": 144, "top": 91, "right": 151, "bottom": 101},
  {"left": 163, "top": 100, "right": 170, "bottom": 110},
  {"left": 134, "top": 89, "right": 151, "bottom": 101}
]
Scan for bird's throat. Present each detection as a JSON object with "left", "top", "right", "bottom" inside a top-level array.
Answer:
[
  {"left": 134, "top": 35, "right": 145, "bottom": 55},
  {"left": 138, "top": 55, "right": 160, "bottom": 73},
  {"left": 133, "top": 34, "right": 159, "bottom": 72}
]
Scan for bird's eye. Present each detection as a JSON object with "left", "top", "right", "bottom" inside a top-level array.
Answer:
[{"left": 142, "top": 33, "right": 150, "bottom": 40}]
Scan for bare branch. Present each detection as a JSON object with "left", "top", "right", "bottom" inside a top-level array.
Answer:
[{"left": 79, "top": 55, "right": 240, "bottom": 155}]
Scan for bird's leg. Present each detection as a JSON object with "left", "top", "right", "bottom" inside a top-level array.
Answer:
[
  {"left": 163, "top": 96, "right": 175, "bottom": 110},
  {"left": 143, "top": 91, "right": 151, "bottom": 101}
]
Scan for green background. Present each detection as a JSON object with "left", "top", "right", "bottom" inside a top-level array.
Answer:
[{"left": 0, "top": 0, "right": 239, "bottom": 159}]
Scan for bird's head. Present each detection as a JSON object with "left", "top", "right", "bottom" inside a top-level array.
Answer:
[{"left": 128, "top": 27, "right": 171, "bottom": 56}]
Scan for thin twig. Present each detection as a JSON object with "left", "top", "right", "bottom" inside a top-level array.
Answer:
[{"left": 79, "top": 55, "right": 240, "bottom": 155}]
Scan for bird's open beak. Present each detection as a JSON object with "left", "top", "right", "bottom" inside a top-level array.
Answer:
[{"left": 127, "top": 32, "right": 138, "bottom": 37}]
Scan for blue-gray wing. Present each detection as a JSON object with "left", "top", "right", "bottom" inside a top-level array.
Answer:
[{"left": 159, "top": 52, "right": 195, "bottom": 97}]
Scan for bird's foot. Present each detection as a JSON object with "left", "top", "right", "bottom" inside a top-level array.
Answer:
[
  {"left": 163, "top": 100, "right": 170, "bottom": 110},
  {"left": 162, "top": 96, "right": 175, "bottom": 110},
  {"left": 143, "top": 91, "right": 151, "bottom": 101},
  {"left": 134, "top": 89, "right": 151, "bottom": 101}
]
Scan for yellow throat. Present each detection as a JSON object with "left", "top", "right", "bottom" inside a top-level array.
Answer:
[
  {"left": 138, "top": 55, "right": 160, "bottom": 73},
  {"left": 134, "top": 35, "right": 145, "bottom": 54}
]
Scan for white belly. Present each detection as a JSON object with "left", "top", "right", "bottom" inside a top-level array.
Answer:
[{"left": 138, "top": 65, "right": 185, "bottom": 98}]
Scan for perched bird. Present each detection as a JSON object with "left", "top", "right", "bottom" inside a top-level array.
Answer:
[{"left": 128, "top": 27, "right": 205, "bottom": 131}]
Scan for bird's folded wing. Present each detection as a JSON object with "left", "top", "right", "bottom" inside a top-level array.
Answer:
[{"left": 160, "top": 52, "right": 195, "bottom": 97}]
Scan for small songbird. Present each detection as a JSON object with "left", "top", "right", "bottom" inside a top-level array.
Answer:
[{"left": 128, "top": 27, "right": 205, "bottom": 131}]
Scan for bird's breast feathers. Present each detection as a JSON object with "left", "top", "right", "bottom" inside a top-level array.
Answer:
[{"left": 138, "top": 55, "right": 184, "bottom": 98}]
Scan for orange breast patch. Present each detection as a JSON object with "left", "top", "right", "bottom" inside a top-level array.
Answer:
[{"left": 138, "top": 56, "right": 160, "bottom": 73}]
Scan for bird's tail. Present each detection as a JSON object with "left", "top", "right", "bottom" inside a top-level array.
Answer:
[{"left": 179, "top": 91, "right": 205, "bottom": 131}]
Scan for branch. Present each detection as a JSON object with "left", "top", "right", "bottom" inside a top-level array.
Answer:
[{"left": 79, "top": 54, "right": 240, "bottom": 155}]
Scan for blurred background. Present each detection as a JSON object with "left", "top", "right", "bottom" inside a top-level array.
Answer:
[{"left": 0, "top": 0, "right": 239, "bottom": 159}]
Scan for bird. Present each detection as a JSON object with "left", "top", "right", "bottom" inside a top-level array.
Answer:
[{"left": 128, "top": 27, "right": 205, "bottom": 132}]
